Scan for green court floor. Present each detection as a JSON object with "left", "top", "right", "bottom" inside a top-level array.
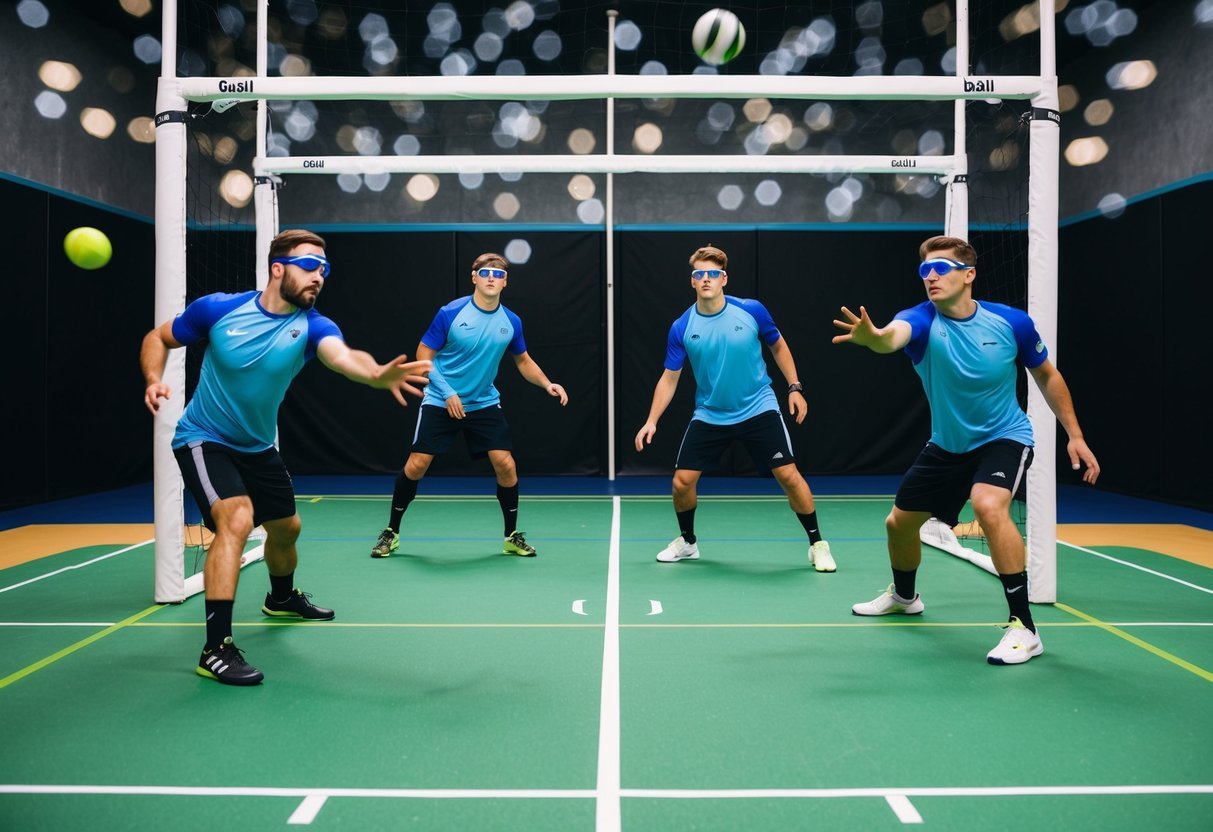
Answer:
[{"left": 1, "top": 494, "right": 1210, "bottom": 830}]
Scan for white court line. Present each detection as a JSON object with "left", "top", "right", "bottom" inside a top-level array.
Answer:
[
  {"left": 0, "top": 540, "right": 154, "bottom": 595},
  {"left": 595, "top": 496, "right": 622, "bottom": 832},
  {"left": 3, "top": 784, "right": 1210, "bottom": 799},
  {"left": 885, "top": 794, "right": 923, "bottom": 823},
  {"left": 287, "top": 794, "right": 328, "bottom": 825},
  {"left": 0, "top": 622, "right": 116, "bottom": 627},
  {"left": 1061, "top": 541, "right": 1213, "bottom": 595}
]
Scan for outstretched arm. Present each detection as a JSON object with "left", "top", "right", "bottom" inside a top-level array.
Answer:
[
  {"left": 1028, "top": 360, "right": 1100, "bottom": 484},
  {"left": 831, "top": 306, "right": 911, "bottom": 353},
  {"left": 634, "top": 368, "right": 681, "bottom": 451},
  {"left": 316, "top": 337, "right": 431, "bottom": 407},
  {"left": 141, "top": 320, "right": 183, "bottom": 414},
  {"left": 512, "top": 351, "right": 568, "bottom": 405},
  {"left": 767, "top": 336, "right": 807, "bottom": 424}
]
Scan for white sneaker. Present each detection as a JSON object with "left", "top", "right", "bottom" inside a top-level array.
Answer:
[
  {"left": 656, "top": 536, "right": 700, "bottom": 562},
  {"left": 851, "top": 584, "right": 924, "bottom": 616},
  {"left": 986, "top": 617, "right": 1044, "bottom": 665},
  {"left": 809, "top": 540, "right": 837, "bottom": 572}
]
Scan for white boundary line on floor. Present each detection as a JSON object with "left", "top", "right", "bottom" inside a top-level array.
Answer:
[
  {"left": 595, "top": 495, "right": 622, "bottom": 832},
  {"left": 0, "top": 540, "right": 153, "bottom": 595},
  {"left": 1061, "top": 541, "right": 1213, "bottom": 594}
]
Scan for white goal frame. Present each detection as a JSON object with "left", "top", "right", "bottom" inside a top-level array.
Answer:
[{"left": 152, "top": 1, "right": 1060, "bottom": 604}]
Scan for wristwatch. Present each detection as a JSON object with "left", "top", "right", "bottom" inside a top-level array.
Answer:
[{"left": 787, "top": 382, "right": 804, "bottom": 394}]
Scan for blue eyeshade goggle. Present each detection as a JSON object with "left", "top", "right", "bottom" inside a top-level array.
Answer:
[
  {"left": 691, "top": 269, "right": 725, "bottom": 280},
  {"left": 918, "top": 258, "right": 974, "bottom": 279},
  {"left": 476, "top": 268, "right": 507, "bottom": 279},
  {"left": 273, "top": 254, "right": 331, "bottom": 278}
]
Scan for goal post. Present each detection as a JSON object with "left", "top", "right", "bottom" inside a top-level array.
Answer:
[{"left": 152, "top": 0, "right": 1060, "bottom": 604}]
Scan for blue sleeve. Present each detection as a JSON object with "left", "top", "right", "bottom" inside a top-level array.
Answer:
[
  {"left": 663, "top": 312, "right": 690, "bottom": 371},
  {"left": 895, "top": 302, "right": 935, "bottom": 364},
  {"left": 732, "top": 297, "right": 780, "bottom": 345},
  {"left": 170, "top": 292, "right": 252, "bottom": 346},
  {"left": 420, "top": 299, "right": 463, "bottom": 351},
  {"left": 504, "top": 308, "right": 527, "bottom": 355},
  {"left": 986, "top": 303, "right": 1048, "bottom": 368},
  {"left": 304, "top": 310, "right": 343, "bottom": 362}
]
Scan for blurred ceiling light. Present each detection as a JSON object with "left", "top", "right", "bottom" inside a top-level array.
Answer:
[
  {"left": 216, "top": 4, "right": 244, "bottom": 38},
  {"left": 337, "top": 174, "right": 363, "bottom": 194},
  {"left": 1097, "top": 192, "right": 1127, "bottom": 218},
  {"left": 475, "top": 32, "right": 504, "bottom": 62},
  {"left": 1106, "top": 60, "right": 1157, "bottom": 90},
  {"left": 921, "top": 3, "right": 952, "bottom": 36},
  {"left": 577, "top": 198, "right": 605, "bottom": 224},
  {"left": 1198, "top": 0, "right": 1213, "bottom": 25},
  {"left": 763, "top": 113, "right": 794, "bottom": 144},
  {"left": 80, "top": 108, "right": 116, "bottom": 139},
  {"left": 119, "top": 0, "right": 153, "bottom": 17},
  {"left": 220, "top": 170, "right": 254, "bottom": 208},
  {"left": 364, "top": 172, "right": 391, "bottom": 193},
  {"left": 988, "top": 141, "right": 1021, "bottom": 171},
  {"left": 1084, "top": 99, "right": 1114, "bottom": 126},
  {"left": 918, "top": 129, "right": 946, "bottom": 155},
  {"left": 567, "top": 174, "right": 595, "bottom": 201},
  {"left": 17, "top": 0, "right": 49, "bottom": 28},
  {"left": 505, "top": 239, "right": 532, "bottom": 264},
  {"left": 1064, "top": 136, "right": 1109, "bottom": 166},
  {"left": 494, "top": 193, "right": 521, "bottom": 220},
  {"left": 1058, "top": 84, "right": 1080, "bottom": 112},
  {"left": 716, "top": 184, "right": 744, "bottom": 211},
  {"left": 39, "top": 61, "right": 82, "bottom": 92},
  {"left": 785, "top": 126, "right": 808, "bottom": 151},
  {"left": 459, "top": 172, "right": 484, "bottom": 189},
  {"left": 743, "top": 99, "right": 773, "bottom": 123},
  {"left": 533, "top": 30, "right": 562, "bottom": 61},
  {"left": 614, "top": 20, "right": 642, "bottom": 50},
  {"left": 317, "top": 7, "right": 347, "bottom": 39},
  {"left": 804, "top": 102, "right": 834, "bottom": 132},
  {"left": 336, "top": 125, "right": 359, "bottom": 152},
  {"left": 407, "top": 174, "right": 440, "bottom": 202},
  {"left": 213, "top": 136, "right": 238, "bottom": 164},
  {"left": 999, "top": 3, "right": 1040, "bottom": 40},
  {"left": 567, "top": 128, "right": 596, "bottom": 154},
  {"left": 127, "top": 116, "right": 155, "bottom": 143},
  {"left": 286, "top": 0, "right": 319, "bottom": 26},
  {"left": 279, "top": 55, "right": 311, "bottom": 76},
  {"left": 34, "top": 90, "right": 67, "bottom": 119},
  {"left": 133, "top": 35, "right": 162, "bottom": 65},
  {"left": 894, "top": 57, "right": 924, "bottom": 75},
  {"left": 393, "top": 134, "right": 420, "bottom": 155},
  {"left": 505, "top": 0, "right": 536, "bottom": 31},
  {"left": 632, "top": 123, "right": 663, "bottom": 154},
  {"left": 754, "top": 180, "right": 783, "bottom": 207}
]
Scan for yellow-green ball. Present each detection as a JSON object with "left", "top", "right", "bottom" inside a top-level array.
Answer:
[{"left": 64, "top": 227, "right": 113, "bottom": 270}]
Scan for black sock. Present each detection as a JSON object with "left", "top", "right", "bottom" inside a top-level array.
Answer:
[
  {"left": 497, "top": 483, "right": 519, "bottom": 537},
  {"left": 999, "top": 571, "right": 1034, "bottom": 631},
  {"left": 796, "top": 511, "right": 823, "bottom": 545},
  {"left": 389, "top": 472, "right": 420, "bottom": 533},
  {"left": 892, "top": 568, "right": 918, "bottom": 601},
  {"left": 204, "top": 599, "right": 234, "bottom": 649},
  {"left": 269, "top": 571, "right": 294, "bottom": 602},
  {"left": 676, "top": 508, "right": 696, "bottom": 544}
]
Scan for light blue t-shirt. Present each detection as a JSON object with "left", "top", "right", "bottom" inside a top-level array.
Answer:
[
  {"left": 895, "top": 300, "right": 1047, "bottom": 453},
  {"left": 665, "top": 296, "right": 781, "bottom": 424},
  {"left": 420, "top": 296, "right": 527, "bottom": 411},
  {"left": 171, "top": 291, "right": 341, "bottom": 452}
]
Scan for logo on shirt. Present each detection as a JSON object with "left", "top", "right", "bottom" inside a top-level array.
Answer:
[
  {"left": 691, "top": 334, "right": 700, "bottom": 340},
  {"left": 459, "top": 322, "right": 471, "bottom": 328},
  {"left": 982, "top": 341, "right": 997, "bottom": 346},
  {"left": 734, "top": 325, "right": 744, "bottom": 331},
  {"left": 991, "top": 471, "right": 1006, "bottom": 478},
  {"left": 290, "top": 329, "right": 301, "bottom": 339},
  {"left": 226, "top": 328, "right": 249, "bottom": 336},
  {"left": 1035, "top": 341, "right": 1044, "bottom": 353},
  {"left": 500, "top": 328, "right": 508, "bottom": 335}
]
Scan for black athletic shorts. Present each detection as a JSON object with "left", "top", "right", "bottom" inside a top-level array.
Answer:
[
  {"left": 674, "top": 410, "right": 796, "bottom": 472},
  {"left": 173, "top": 441, "right": 297, "bottom": 532},
  {"left": 895, "top": 439, "right": 1033, "bottom": 527},
  {"left": 411, "top": 403, "right": 513, "bottom": 458}
]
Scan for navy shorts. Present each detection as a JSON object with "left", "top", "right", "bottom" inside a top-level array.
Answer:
[
  {"left": 411, "top": 403, "right": 513, "bottom": 458},
  {"left": 173, "top": 441, "right": 297, "bottom": 532},
  {"left": 895, "top": 439, "right": 1033, "bottom": 527},
  {"left": 675, "top": 410, "right": 796, "bottom": 472}
]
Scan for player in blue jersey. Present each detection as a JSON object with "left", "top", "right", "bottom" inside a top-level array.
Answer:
[
  {"left": 369, "top": 252, "right": 567, "bottom": 560},
  {"left": 833, "top": 235, "right": 1100, "bottom": 665},
  {"left": 634, "top": 245, "right": 837, "bottom": 572},
  {"left": 141, "top": 229, "right": 431, "bottom": 685}
]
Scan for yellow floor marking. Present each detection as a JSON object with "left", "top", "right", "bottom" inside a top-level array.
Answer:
[
  {"left": 0, "top": 604, "right": 165, "bottom": 689},
  {"left": 1059, "top": 524, "right": 1213, "bottom": 567},
  {"left": 0, "top": 525, "right": 155, "bottom": 569},
  {"left": 0, "top": 524, "right": 213, "bottom": 570},
  {"left": 1057, "top": 602, "right": 1213, "bottom": 683}
]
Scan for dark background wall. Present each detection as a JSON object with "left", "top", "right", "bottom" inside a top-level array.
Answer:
[{"left": 4, "top": 176, "right": 1210, "bottom": 512}]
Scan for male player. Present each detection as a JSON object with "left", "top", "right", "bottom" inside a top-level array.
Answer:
[
  {"left": 833, "top": 235, "right": 1099, "bottom": 664},
  {"left": 634, "top": 245, "right": 836, "bottom": 572},
  {"left": 142, "top": 228, "right": 430, "bottom": 685},
  {"left": 369, "top": 252, "right": 567, "bottom": 560}
]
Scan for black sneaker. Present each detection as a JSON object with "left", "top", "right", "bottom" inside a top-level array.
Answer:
[
  {"left": 196, "top": 637, "right": 263, "bottom": 686},
  {"left": 261, "top": 588, "right": 335, "bottom": 620}
]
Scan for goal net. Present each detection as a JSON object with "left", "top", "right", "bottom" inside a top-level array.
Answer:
[{"left": 152, "top": 0, "right": 1060, "bottom": 603}]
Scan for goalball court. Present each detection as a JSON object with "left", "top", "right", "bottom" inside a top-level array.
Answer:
[{"left": 2, "top": 481, "right": 1210, "bottom": 830}]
